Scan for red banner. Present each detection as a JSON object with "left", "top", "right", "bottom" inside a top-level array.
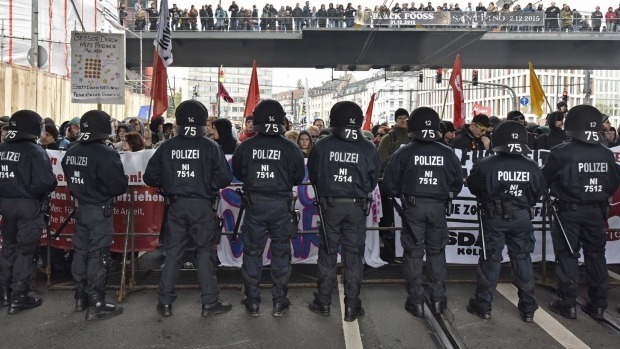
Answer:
[
  {"left": 449, "top": 54, "right": 465, "bottom": 129},
  {"left": 471, "top": 102, "right": 492, "bottom": 116},
  {"left": 46, "top": 187, "right": 163, "bottom": 253}
]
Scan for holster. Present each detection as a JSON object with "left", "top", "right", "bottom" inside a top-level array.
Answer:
[
  {"left": 445, "top": 192, "right": 454, "bottom": 216},
  {"left": 363, "top": 193, "right": 373, "bottom": 216},
  {"left": 213, "top": 216, "right": 224, "bottom": 244},
  {"left": 485, "top": 199, "right": 515, "bottom": 221},
  {"left": 289, "top": 194, "right": 299, "bottom": 239},
  {"left": 212, "top": 192, "right": 221, "bottom": 212},
  {"left": 40, "top": 195, "right": 52, "bottom": 225},
  {"left": 401, "top": 194, "right": 415, "bottom": 209},
  {"left": 103, "top": 199, "right": 115, "bottom": 218}
]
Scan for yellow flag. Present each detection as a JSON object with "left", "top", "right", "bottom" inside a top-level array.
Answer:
[{"left": 528, "top": 62, "right": 546, "bottom": 117}]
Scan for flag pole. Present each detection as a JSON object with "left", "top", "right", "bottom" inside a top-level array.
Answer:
[{"left": 217, "top": 65, "right": 221, "bottom": 118}]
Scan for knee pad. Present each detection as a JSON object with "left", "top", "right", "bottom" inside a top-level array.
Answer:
[
  {"left": 405, "top": 249, "right": 425, "bottom": 258},
  {"left": 508, "top": 252, "right": 528, "bottom": 261},
  {"left": 584, "top": 251, "right": 604, "bottom": 260},
  {"left": 489, "top": 253, "right": 503, "bottom": 263},
  {"left": 243, "top": 247, "right": 263, "bottom": 257},
  {"left": 426, "top": 247, "right": 445, "bottom": 256},
  {"left": 88, "top": 248, "right": 111, "bottom": 269},
  {"left": 270, "top": 240, "right": 291, "bottom": 257}
]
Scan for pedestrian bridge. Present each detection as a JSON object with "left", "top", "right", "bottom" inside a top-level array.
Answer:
[{"left": 125, "top": 29, "right": 620, "bottom": 70}]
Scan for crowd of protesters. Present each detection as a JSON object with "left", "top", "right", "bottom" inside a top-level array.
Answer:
[{"left": 118, "top": 2, "right": 620, "bottom": 32}]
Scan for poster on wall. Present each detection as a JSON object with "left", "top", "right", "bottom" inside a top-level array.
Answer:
[{"left": 70, "top": 31, "right": 125, "bottom": 104}]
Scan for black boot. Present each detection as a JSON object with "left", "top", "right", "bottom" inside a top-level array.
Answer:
[
  {"left": 549, "top": 300, "right": 576, "bottom": 320},
  {"left": 467, "top": 298, "right": 491, "bottom": 320},
  {"left": 432, "top": 301, "right": 446, "bottom": 316},
  {"left": 85, "top": 294, "right": 123, "bottom": 321},
  {"left": 405, "top": 302, "right": 424, "bottom": 318},
  {"left": 75, "top": 290, "right": 88, "bottom": 312},
  {"left": 582, "top": 303, "right": 605, "bottom": 321},
  {"left": 8, "top": 293, "right": 42, "bottom": 314},
  {"left": 0, "top": 286, "right": 10, "bottom": 307}
]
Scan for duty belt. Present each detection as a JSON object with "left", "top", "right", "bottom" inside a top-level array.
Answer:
[
  {"left": 403, "top": 196, "right": 445, "bottom": 204},
  {"left": 556, "top": 201, "right": 606, "bottom": 211},
  {"left": 328, "top": 197, "right": 366, "bottom": 203}
]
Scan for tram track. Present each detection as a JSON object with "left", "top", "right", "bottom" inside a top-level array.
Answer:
[{"left": 423, "top": 294, "right": 467, "bottom": 349}]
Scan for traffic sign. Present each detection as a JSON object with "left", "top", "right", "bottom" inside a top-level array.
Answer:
[{"left": 520, "top": 96, "right": 529, "bottom": 106}]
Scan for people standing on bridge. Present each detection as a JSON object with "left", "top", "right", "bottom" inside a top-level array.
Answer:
[
  {"left": 0, "top": 110, "right": 57, "bottom": 314},
  {"left": 307, "top": 101, "right": 381, "bottom": 322},
  {"left": 317, "top": 4, "right": 327, "bottom": 27},
  {"left": 232, "top": 100, "right": 305, "bottom": 317},
  {"left": 229, "top": 1, "right": 239, "bottom": 30},
  {"left": 542, "top": 105, "right": 620, "bottom": 321},
  {"left": 592, "top": 6, "right": 603, "bottom": 32},
  {"left": 147, "top": 2, "right": 159, "bottom": 31},
  {"left": 144, "top": 100, "right": 233, "bottom": 318},
  {"left": 467, "top": 120, "right": 545, "bottom": 322},
  {"left": 605, "top": 7, "right": 617, "bottom": 32},
  {"left": 382, "top": 107, "right": 463, "bottom": 317},
  {"left": 62, "top": 111, "right": 127, "bottom": 320}
]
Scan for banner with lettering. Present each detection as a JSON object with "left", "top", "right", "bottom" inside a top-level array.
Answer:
[
  {"left": 4, "top": 148, "right": 620, "bottom": 267},
  {"left": 70, "top": 31, "right": 125, "bottom": 104},
  {"left": 363, "top": 11, "right": 545, "bottom": 27}
]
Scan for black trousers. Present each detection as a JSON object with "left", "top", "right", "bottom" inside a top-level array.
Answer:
[
  {"left": 241, "top": 198, "right": 292, "bottom": 304},
  {"left": 317, "top": 200, "right": 366, "bottom": 307},
  {"left": 72, "top": 204, "right": 113, "bottom": 299},
  {"left": 400, "top": 200, "right": 448, "bottom": 305},
  {"left": 474, "top": 210, "right": 537, "bottom": 313},
  {"left": 0, "top": 199, "right": 45, "bottom": 294},
  {"left": 158, "top": 198, "right": 220, "bottom": 305},
  {"left": 552, "top": 206, "right": 608, "bottom": 308}
]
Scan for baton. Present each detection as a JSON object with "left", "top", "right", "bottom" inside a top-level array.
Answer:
[
  {"left": 312, "top": 185, "right": 331, "bottom": 254},
  {"left": 543, "top": 190, "right": 575, "bottom": 256},
  {"left": 390, "top": 197, "right": 419, "bottom": 245},
  {"left": 50, "top": 208, "right": 75, "bottom": 240},
  {"left": 231, "top": 188, "right": 245, "bottom": 243},
  {"left": 475, "top": 200, "right": 487, "bottom": 261},
  {"left": 158, "top": 189, "right": 169, "bottom": 244}
]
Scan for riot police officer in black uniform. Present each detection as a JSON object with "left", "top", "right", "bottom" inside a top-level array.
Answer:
[
  {"left": 62, "top": 111, "right": 128, "bottom": 320},
  {"left": 542, "top": 105, "right": 620, "bottom": 320},
  {"left": 307, "top": 101, "right": 381, "bottom": 322},
  {"left": 382, "top": 107, "right": 463, "bottom": 317},
  {"left": 0, "top": 110, "right": 57, "bottom": 314},
  {"left": 144, "top": 100, "right": 233, "bottom": 318},
  {"left": 467, "top": 121, "right": 545, "bottom": 322},
  {"left": 232, "top": 100, "right": 305, "bottom": 317}
]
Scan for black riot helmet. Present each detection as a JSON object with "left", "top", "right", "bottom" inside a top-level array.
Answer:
[
  {"left": 6, "top": 110, "right": 44, "bottom": 142},
  {"left": 491, "top": 120, "right": 531, "bottom": 155},
  {"left": 252, "top": 99, "right": 286, "bottom": 136},
  {"left": 564, "top": 105, "right": 604, "bottom": 144},
  {"left": 407, "top": 107, "right": 442, "bottom": 141},
  {"left": 329, "top": 101, "right": 364, "bottom": 142},
  {"left": 78, "top": 110, "right": 113, "bottom": 142},
  {"left": 175, "top": 100, "right": 208, "bottom": 138}
]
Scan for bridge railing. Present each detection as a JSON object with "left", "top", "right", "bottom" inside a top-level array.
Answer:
[{"left": 120, "top": 11, "right": 620, "bottom": 34}]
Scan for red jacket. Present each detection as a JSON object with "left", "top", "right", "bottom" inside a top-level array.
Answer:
[{"left": 238, "top": 130, "right": 257, "bottom": 142}]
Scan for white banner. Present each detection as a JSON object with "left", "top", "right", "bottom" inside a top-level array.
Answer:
[
  {"left": 44, "top": 148, "right": 620, "bottom": 266},
  {"left": 70, "top": 32, "right": 125, "bottom": 104}
]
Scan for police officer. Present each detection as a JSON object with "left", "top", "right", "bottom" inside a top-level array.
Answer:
[
  {"left": 144, "top": 100, "right": 233, "bottom": 318},
  {"left": 382, "top": 107, "right": 463, "bottom": 317},
  {"left": 232, "top": 100, "right": 305, "bottom": 317},
  {"left": 0, "top": 110, "right": 57, "bottom": 314},
  {"left": 542, "top": 105, "right": 620, "bottom": 320},
  {"left": 467, "top": 121, "right": 545, "bottom": 322},
  {"left": 307, "top": 101, "right": 381, "bottom": 322},
  {"left": 61, "top": 111, "right": 128, "bottom": 320}
]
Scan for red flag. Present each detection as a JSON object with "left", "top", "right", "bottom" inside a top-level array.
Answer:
[
  {"left": 362, "top": 93, "right": 376, "bottom": 131},
  {"left": 471, "top": 102, "right": 492, "bottom": 116},
  {"left": 448, "top": 54, "right": 465, "bottom": 129},
  {"left": 217, "top": 82, "right": 234, "bottom": 103},
  {"left": 243, "top": 60, "right": 260, "bottom": 117},
  {"left": 151, "top": 0, "right": 173, "bottom": 121}
]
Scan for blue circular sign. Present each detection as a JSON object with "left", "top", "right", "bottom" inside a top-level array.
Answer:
[{"left": 520, "top": 97, "right": 529, "bottom": 106}]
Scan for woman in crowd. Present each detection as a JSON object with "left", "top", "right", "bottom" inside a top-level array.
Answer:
[
  {"left": 296, "top": 130, "right": 313, "bottom": 158},
  {"left": 123, "top": 131, "right": 146, "bottom": 152},
  {"left": 285, "top": 130, "right": 299, "bottom": 142},
  {"left": 114, "top": 123, "right": 134, "bottom": 151},
  {"left": 39, "top": 124, "right": 60, "bottom": 150},
  {"left": 373, "top": 125, "right": 390, "bottom": 147},
  {"left": 212, "top": 118, "right": 238, "bottom": 154}
]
